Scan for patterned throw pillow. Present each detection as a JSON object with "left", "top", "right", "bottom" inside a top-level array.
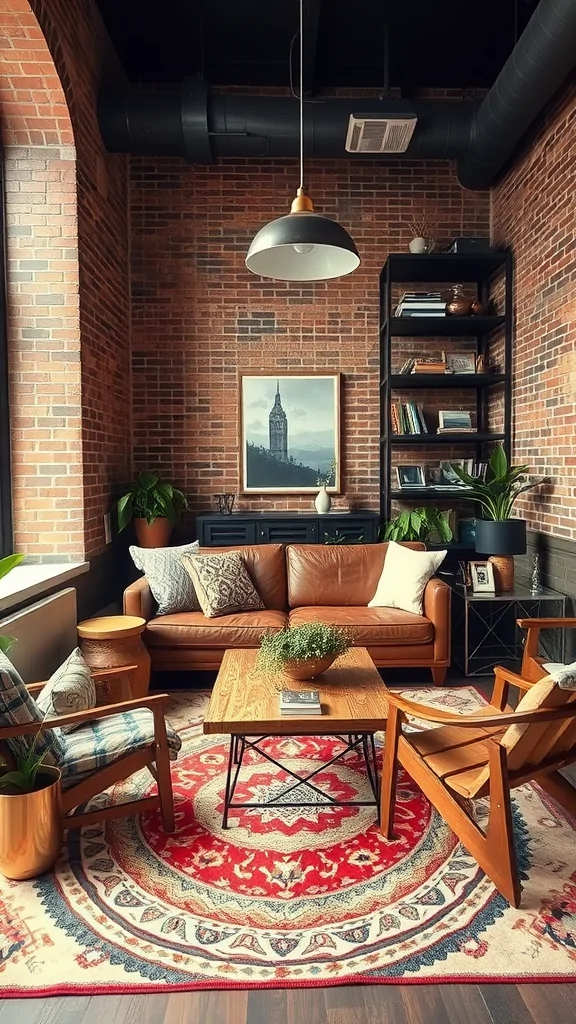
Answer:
[
  {"left": 130, "top": 540, "right": 200, "bottom": 615},
  {"left": 0, "top": 651, "right": 63, "bottom": 765},
  {"left": 181, "top": 551, "right": 265, "bottom": 619},
  {"left": 36, "top": 648, "right": 96, "bottom": 733}
]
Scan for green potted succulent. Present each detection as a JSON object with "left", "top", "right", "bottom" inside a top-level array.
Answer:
[
  {"left": 258, "top": 622, "right": 352, "bottom": 681},
  {"left": 0, "top": 729, "right": 62, "bottom": 880},
  {"left": 115, "top": 471, "right": 188, "bottom": 548},
  {"left": 0, "top": 554, "right": 24, "bottom": 653},
  {"left": 380, "top": 507, "right": 453, "bottom": 546}
]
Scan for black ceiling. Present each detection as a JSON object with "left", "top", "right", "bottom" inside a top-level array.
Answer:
[{"left": 96, "top": 0, "right": 539, "bottom": 93}]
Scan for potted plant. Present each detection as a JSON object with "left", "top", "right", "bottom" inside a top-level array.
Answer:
[
  {"left": 0, "top": 730, "right": 62, "bottom": 880},
  {"left": 450, "top": 445, "right": 540, "bottom": 589},
  {"left": 115, "top": 471, "right": 188, "bottom": 547},
  {"left": 380, "top": 507, "right": 453, "bottom": 546},
  {"left": 258, "top": 622, "right": 352, "bottom": 681}
]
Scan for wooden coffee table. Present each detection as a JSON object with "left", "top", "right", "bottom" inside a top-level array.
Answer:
[{"left": 204, "top": 647, "right": 389, "bottom": 828}]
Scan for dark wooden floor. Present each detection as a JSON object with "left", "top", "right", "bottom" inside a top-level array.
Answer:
[{"left": 1, "top": 984, "right": 576, "bottom": 1023}]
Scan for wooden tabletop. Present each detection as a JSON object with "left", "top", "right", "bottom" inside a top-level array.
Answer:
[
  {"left": 77, "top": 615, "right": 146, "bottom": 639},
  {"left": 203, "top": 647, "right": 389, "bottom": 735}
]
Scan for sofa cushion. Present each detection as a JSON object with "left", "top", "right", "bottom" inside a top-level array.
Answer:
[
  {"left": 288, "top": 607, "right": 433, "bottom": 646},
  {"left": 201, "top": 544, "right": 287, "bottom": 610},
  {"left": 129, "top": 540, "right": 201, "bottom": 615},
  {"left": 286, "top": 542, "right": 425, "bottom": 607},
  {"left": 368, "top": 541, "right": 446, "bottom": 616},
  {"left": 145, "top": 609, "right": 288, "bottom": 648},
  {"left": 182, "top": 550, "right": 265, "bottom": 618}
]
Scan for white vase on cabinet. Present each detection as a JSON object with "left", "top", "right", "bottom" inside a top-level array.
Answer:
[{"left": 314, "top": 486, "right": 331, "bottom": 514}]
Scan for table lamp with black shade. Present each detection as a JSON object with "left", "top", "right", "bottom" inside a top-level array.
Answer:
[{"left": 474, "top": 518, "right": 527, "bottom": 591}]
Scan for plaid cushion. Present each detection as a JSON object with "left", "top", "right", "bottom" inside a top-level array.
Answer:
[
  {"left": 59, "top": 708, "right": 181, "bottom": 778},
  {"left": 0, "top": 651, "right": 63, "bottom": 765}
]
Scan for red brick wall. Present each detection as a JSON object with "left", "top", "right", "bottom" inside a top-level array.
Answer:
[
  {"left": 1, "top": 0, "right": 131, "bottom": 560},
  {"left": 492, "top": 74, "right": 576, "bottom": 540},
  {"left": 130, "top": 155, "right": 489, "bottom": 520}
]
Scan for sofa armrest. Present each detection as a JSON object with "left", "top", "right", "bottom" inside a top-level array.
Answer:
[
  {"left": 423, "top": 577, "right": 451, "bottom": 664},
  {"left": 124, "top": 576, "right": 155, "bottom": 621}
]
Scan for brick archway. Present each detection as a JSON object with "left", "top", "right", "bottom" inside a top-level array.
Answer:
[{"left": 0, "top": 0, "right": 83, "bottom": 559}]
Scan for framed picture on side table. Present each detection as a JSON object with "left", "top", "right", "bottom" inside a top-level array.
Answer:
[{"left": 469, "top": 560, "right": 496, "bottom": 593}]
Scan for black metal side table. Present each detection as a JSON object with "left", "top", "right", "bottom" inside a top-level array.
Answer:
[{"left": 450, "top": 583, "right": 566, "bottom": 677}]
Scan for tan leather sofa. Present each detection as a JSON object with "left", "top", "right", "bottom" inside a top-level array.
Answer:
[{"left": 124, "top": 542, "right": 451, "bottom": 684}]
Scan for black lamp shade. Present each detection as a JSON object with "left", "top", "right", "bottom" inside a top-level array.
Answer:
[
  {"left": 475, "top": 518, "right": 527, "bottom": 556},
  {"left": 245, "top": 211, "right": 360, "bottom": 281}
]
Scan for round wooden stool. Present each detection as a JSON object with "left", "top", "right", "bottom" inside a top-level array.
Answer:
[{"left": 77, "top": 615, "right": 151, "bottom": 703}]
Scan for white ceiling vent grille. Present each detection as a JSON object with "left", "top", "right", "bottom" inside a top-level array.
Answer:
[{"left": 345, "top": 114, "right": 417, "bottom": 154}]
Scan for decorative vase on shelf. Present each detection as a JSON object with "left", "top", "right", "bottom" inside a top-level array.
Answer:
[
  {"left": 446, "top": 284, "right": 473, "bottom": 317},
  {"left": 409, "top": 237, "right": 427, "bottom": 254},
  {"left": 470, "top": 298, "right": 487, "bottom": 316},
  {"left": 314, "top": 486, "right": 332, "bottom": 514}
]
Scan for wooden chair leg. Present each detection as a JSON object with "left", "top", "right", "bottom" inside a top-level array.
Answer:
[
  {"left": 431, "top": 666, "right": 446, "bottom": 685},
  {"left": 380, "top": 704, "right": 401, "bottom": 839},
  {"left": 486, "top": 743, "right": 521, "bottom": 907},
  {"left": 153, "top": 707, "right": 176, "bottom": 833}
]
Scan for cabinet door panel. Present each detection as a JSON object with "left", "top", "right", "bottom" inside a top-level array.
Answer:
[
  {"left": 257, "top": 520, "right": 318, "bottom": 544},
  {"left": 319, "top": 519, "right": 369, "bottom": 544},
  {"left": 202, "top": 521, "right": 256, "bottom": 546}
]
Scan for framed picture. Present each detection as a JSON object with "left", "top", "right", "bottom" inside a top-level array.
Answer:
[
  {"left": 437, "top": 460, "right": 467, "bottom": 487},
  {"left": 445, "top": 352, "right": 476, "bottom": 374},
  {"left": 239, "top": 373, "right": 341, "bottom": 493},
  {"left": 470, "top": 560, "right": 496, "bottom": 593},
  {"left": 438, "top": 409, "right": 473, "bottom": 430},
  {"left": 396, "top": 464, "right": 426, "bottom": 488}
]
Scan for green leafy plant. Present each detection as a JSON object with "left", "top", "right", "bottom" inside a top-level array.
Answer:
[
  {"left": 380, "top": 507, "right": 453, "bottom": 544},
  {"left": 0, "top": 553, "right": 24, "bottom": 654},
  {"left": 0, "top": 726, "right": 52, "bottom": 794},
  {"left": 317, "top": 457, "right": 337, "bottom": 488},
  {"left": 258, "top": 622, "right": 352, "bottom": 674},
  {"left": 449, "top": 446, "right": 539, "bottom": 520},
  {"left": 116, "top": 471, "right": 188, "bottom": 532}
]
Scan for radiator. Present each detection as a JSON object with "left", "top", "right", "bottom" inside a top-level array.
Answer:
[{"left": 0, "top": 587, "right": 77, "bottom": 683}]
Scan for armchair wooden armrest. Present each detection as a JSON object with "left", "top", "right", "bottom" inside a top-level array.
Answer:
[
  {"left": 25, "top": 664, "right": 139, "bottom": 698},
  {"left": 516, "top": 617, "right": 575, "bottom": 680},
  {"left": 516, "top": 618, "right": 576, "bottom": 630},
  {"left": 0, "top": 692, "right": 171, "bottom": 740},
  {"left": 384, "top": 690, "right": 576, "bottom": 730}
]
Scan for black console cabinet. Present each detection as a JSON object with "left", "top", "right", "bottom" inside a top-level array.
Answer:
[{"left": 195, "top": 511, "right": 380, "bottom": 547}]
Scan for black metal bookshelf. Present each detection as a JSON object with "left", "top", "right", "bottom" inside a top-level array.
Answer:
[{"left": 379, "top": 251, "right": 513, "bottom": 534}]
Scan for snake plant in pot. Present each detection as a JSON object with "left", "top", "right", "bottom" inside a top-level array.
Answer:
[
  {"left": 116, "top": 471, "right": 188, "bottom": 547},
  {"left": 450, "top": 445, "right": 540, "bottom": 590}
]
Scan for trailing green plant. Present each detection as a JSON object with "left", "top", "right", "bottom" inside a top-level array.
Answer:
[
  {"left": 257, "top": 622, "right": 352, "bottom": 674},
  {"left": 0, "top": 725, "right": 52, "bottom": 794},
  {"left": 449, "top": 446, "right": 539, "bottom": 521},
  {"left": 0, "top": 553, "right": 24, "bottom": 654},
  {"left": 116, "top": 471, "right": 188, "bottom": 532},
  {"left": 380, "top": 507, "right": 453, "bottom": 544}
]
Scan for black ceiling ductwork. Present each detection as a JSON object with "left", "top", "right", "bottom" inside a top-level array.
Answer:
[
  {"left": 457, "top": 0, "right": 576, "bottom": 190},
  {"left": 98, "top": 88, "right": 476, "bottom": 163},
  {"left": 97, "top": 0, "right": 576, "bottom": 190}
]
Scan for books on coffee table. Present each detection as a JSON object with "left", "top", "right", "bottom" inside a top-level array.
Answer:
[{"left": 280, "top": 690, "right": 322, "bottom": 715}]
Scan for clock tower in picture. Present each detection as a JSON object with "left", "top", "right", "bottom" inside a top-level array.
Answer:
[{"left": 269, "top": 381, "right": 288, "bottom": 462}]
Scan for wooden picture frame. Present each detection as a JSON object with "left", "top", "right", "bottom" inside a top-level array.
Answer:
[
  {"left": 470, "top": 560, "right": 496, "bottom": 593},
  {"left": 239, "top": 372, "right": 341, "bottom": 494}
]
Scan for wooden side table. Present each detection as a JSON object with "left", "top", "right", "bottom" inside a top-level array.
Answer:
[{"left": 77, "top": 615, "right": 151, "bottom": 703}]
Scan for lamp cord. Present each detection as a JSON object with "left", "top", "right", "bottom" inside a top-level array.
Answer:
[{"left": 299, "top": 0, "right": 304, "bottom": 191}]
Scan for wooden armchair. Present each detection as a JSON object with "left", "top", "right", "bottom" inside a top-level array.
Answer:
[
  {"left": 380, "top": 663, "right": 576, "bottom": 907},
  {"left": 0, "top": 666, "right": 179, "bottom": 833},
  {"left": 518, "top": 616, "right": 576, "bottom": 681}
]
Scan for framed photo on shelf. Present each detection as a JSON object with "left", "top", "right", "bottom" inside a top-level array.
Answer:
[
  {"left": 396, "top": 464, "right": 426, "bottom": 488},
  {"left": 438, "top": 409, "right": 473, "bottom": 430},
  {"left": 469, "top": 560, "right": 496, "bottom": 593},
  {"left": 444, "top": 352, "right": 476, "bottom": 374}
]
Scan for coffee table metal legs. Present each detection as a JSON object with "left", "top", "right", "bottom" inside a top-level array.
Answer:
[{"left": 221, "top": 732, "right": 380, "bottom": 829}]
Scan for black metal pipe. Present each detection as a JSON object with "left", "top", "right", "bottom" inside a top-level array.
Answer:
[
  {"left": 98, "top": 84, "right": 476, "bottom": 163},
  {"left": 457, "top": 0, "right": 576, "bottom": 190}
]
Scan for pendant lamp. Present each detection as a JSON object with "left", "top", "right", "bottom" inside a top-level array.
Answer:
[{"left": 245, "top": 0, "right": 360, "bottom": 282}]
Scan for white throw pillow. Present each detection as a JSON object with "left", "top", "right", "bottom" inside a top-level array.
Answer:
[
  {"left": 542, "top": 661, "right": 576, "bottom": 690},
  {"left": 368, "top": 541, "right": 446, "bottom": 615}
]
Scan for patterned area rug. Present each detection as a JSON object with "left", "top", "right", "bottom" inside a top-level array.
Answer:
[{"left": 2, "top": 686, "right": 576, "bottom": 996}]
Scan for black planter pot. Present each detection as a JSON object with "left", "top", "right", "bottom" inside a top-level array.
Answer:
[{"left": 474, "top": 518, "right": 527, "bottom": 556}]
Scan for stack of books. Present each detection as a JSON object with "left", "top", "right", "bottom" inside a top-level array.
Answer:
[
  {"left": 279, "top": 690, "right": 322, "bottom": 716},
  {"left": 437, "top": 410, "right": 475, "bottom": 434},
  {"left": 398, "top": 358, "right": 447, "bottom": 374},
  {"left": 395, "top": 292, "right": 447, "bottom": 317},
  {"left": 391, "top": 401, "right": 428, "bottom": 434}
]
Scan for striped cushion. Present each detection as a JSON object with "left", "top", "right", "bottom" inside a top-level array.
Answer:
[
  {"left": 59, "top": 708, "right": 181, "bottom": 778},
  {"left": 0, "top": 651, "right": 63, "bottom": 765},
  {"left": 36, "top": 648, "right": 96, "bottom": 732}
]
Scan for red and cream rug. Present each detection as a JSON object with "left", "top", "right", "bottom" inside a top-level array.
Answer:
[{"left": 2, "top": 686, "right": 576, "bottom": 996}]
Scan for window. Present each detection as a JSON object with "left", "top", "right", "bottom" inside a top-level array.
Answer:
[{"left": 0, "top": 145, "right": 12, "bottom": 558}]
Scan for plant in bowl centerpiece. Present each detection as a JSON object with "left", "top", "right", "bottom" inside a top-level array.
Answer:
[
  {"left": 115, "top": 471, "right": 188, "bottom": 548},
  {"left": 380, "top": 507, "right": 452, "bottom": 546},
  {"left": 258, "top": 622, "right": 352, "bottom": 681},
  {"left": 0, "top": 727, "right": 62, "bottom": 880}
]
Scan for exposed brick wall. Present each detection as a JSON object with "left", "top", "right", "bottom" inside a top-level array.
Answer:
[
  {"left": 492, "top": 73, "right": 576, "bottom": 541},
  {"left": 130, "top": 155, "right": 489, "bottom": 522},
  {"left": 1, "top": 0, "right": 131, "bottom": 560}
]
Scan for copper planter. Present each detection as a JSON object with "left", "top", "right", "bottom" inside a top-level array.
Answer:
[
  {"left": 134, "top": 517, "right": 172, "bottom": 548},
  {"left": 282, "top": 654, "right": 336, "bottom": 680},
  {"left": 0, "top": 767, "right": 62, "bottom": 880}
]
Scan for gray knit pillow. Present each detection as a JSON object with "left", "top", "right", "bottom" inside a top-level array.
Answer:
[
  {"left": 36, "top": 647, "right": 96, "bottom": 733},
  {"left": 181, "top": 550, "right": 264, "bottom": 618},
  {"left": 130, "top": 540, "right": 200, "bottom": 615}
]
